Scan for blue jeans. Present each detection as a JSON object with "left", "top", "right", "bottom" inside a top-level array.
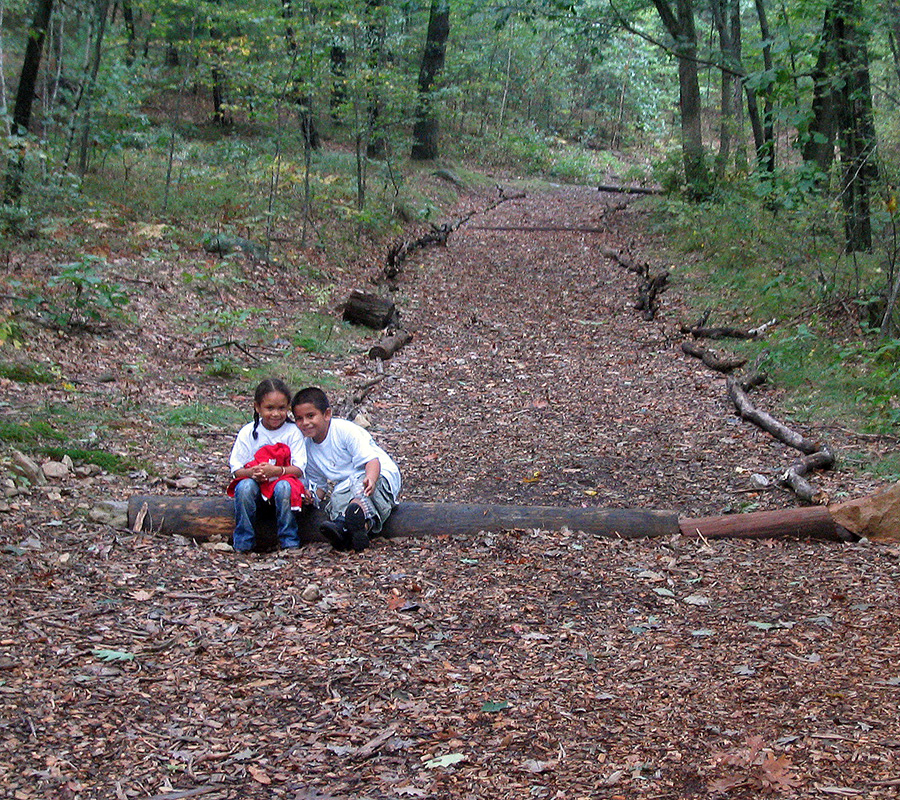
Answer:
[{"left": 233, "top": 478, "right": 300, "bottom": 551}]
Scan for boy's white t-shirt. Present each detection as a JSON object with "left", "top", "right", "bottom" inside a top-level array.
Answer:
[
  {"left": 229, "top": 421, "right": 308, "bottom": 475},
  {"left": 303, "top": 417, "right": 401, "bottom": 498}
]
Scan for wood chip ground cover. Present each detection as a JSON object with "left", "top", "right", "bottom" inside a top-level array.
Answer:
[{"left": 1, "top": 185, "right": 898, "bottom": 799}]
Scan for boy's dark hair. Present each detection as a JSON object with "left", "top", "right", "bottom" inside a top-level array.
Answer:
[
  {"left": 251, "top": 378, "right": 292, "bottom": 439},
  {"left": 291, "top": 386, "right": 330, "bottom": 413}
]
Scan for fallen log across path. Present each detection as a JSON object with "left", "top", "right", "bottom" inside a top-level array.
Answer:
[
  {"left": 125, "top": 492, "right": 900, "bottom": 546},
  {"left": 127, "top": 496, "right": 679, "bottom": 545}
]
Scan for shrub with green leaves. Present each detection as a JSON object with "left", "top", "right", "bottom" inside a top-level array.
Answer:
[{"left": 13, "top": 256, "right": 130, "bottom": 331}]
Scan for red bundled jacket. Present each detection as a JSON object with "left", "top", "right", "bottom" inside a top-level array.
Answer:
[{"left": 226, "top": 443, "right": 312, "bottom": 510}]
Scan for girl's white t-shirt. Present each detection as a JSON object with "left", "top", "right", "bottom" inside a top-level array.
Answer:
[{"left": 229, "top": 421, "right": 307, "bottom": 475}]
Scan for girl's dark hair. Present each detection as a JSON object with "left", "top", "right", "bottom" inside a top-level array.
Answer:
[
  {"left": 251, "top": 378, "right": 292, "bottom": 439},
  {"left": 291, "top": 386, "right": 330, "bottom": 413}
]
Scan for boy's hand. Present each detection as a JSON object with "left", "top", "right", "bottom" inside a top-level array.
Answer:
[{"left": 362, "top": 475, "right": 375, "bottom": 495}]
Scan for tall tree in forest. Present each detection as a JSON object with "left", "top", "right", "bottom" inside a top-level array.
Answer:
[
  {"left": 411, "top": 0, "right": 450, "bottom": 160},
  {"left": 803, "top": 0, "right": 877, "bottom": 252},
  {"left": 4, "top": 0, "right": 54, "bottom": 204},
  {"left": 63, "top": 0, "right": 111, "bottom": 173},
  {"left": 649, "top": 0, "right": 709, "bottom": 195},
  {"left": 283, "top": 0, "right": 320, "bottom": 149},
  {"left": 751, "top": 0, "right": 775, "bottom": 172}
]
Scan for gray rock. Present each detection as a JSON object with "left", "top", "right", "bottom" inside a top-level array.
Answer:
[
  {"left": 10, "top": 449, "right": 46, "bottom": 485},
  {"left": 88, "top": 500, "right": 128, "bottom": 527},
  {"left": 42, "top": 460, "right": 70, "bottom": 480}
]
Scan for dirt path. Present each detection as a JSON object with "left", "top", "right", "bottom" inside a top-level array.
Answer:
[{"left": 374, "top": 184, "right": 872, "bottom": 516}]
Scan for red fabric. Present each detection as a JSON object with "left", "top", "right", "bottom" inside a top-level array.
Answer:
[{"left": 226, "top": 443, "right": 312, "bottom": 510}]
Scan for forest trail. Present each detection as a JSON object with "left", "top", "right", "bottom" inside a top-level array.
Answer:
[{"left": 374, "top": 184, "right": 871, "bottom": 516}]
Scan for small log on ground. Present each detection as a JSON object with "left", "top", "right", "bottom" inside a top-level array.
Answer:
[
  {"left": 127, "top": 495, "right": 680, "bottom": 543},
  {"left": 342, "top": 291, "right": 399, "bottom": 329},
  {"left": 725, "top": 375, "right": 821, "bottom": 455},
  {"left": 781, "top": 447, "right": 835, "bottom": 504},
  {"left": 368, "top": 330, "right": 412, "bottom": 361},
  {"left": 682, "top": 340, "right": 747, "bottom": 373},
  {"left": 681, "top": 319, "right": 777, "bottom": 340},
  {"left": 679, "top": 506, "right": 843, "bottom": 541}
]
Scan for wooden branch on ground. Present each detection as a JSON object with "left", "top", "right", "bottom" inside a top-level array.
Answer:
[
  {"left": 723, "top": 373, "right": 834, "bottom": 504},
  {"left": 598, "top": 245, "right": 669, "bottom": 321},
  {"left": 597, "top": 184, "right": 662, "bottom": 195},
  {"left": 383, "top": 188, "right": 527, "bottom": 281},
  {"left": 368, "top": 330, "right": 412, "bottom": 361},
  {"left": 681, "top": 340, "right": 747, "bottom": 373},
  {"left": 725, "top": 375, "right": 821, "bottom": 454},
  {"left": 781, "top": 447, "right": 835, "bottom": 504},
  {"left": 351, "top": 374, "right": 389, "bottom": 405},
  {"left": 635, "top": 270, "right": 669, "bottom": 321},
  {"left": 681, "top": 318, "right": 777, "bottom": 340}
]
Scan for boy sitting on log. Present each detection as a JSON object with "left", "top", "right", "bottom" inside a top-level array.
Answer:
[{"left": 292, "top": 387, "right": 401, "bottom": 552}]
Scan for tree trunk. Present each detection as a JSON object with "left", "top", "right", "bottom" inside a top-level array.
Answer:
[
  {"left": 75, "top": 0, "right": 111, "bottom": 174},
  {"left": 282, "top": 0, "right": 319, "bottom": 149},
  {"left": 330, "top": 44, "right": 346, "bottom": 123},
  {"left": 365, "top": 0, "right": 386, "bottom": 159},
  {"left": 122, "top": 0, "right": 137, "bottom": 66},
  {"left": 834, "top": 1, "right": 877, "bottom": 253},
  {"left": 802, "top": 0, "right": 877, "bottom": 252},
  {"left": 651, "top": 0, "right": 710, "bottom": 197},
  {"left": 802, "top": 9, "right": 839, "bottom": 174},
  {"left": 4, "top": 0, "right": 54, "bottom": 204},
  {"left": 411, "top": 0, "right": 450, "bottom": 161},
  {"left": 753, "top": 0, "right": 776, "bottom": 172}
]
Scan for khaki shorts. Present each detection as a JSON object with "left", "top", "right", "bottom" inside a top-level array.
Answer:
[{"left": 326, "top": 476, "right": 397, "bottom": 534}]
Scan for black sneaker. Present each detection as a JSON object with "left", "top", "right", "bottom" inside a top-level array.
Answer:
[
  {"left": 345, "top": 508, "right": 371, "bottom": 552},
  {"left": 319, "top": 519, "right": 350, "bottom": 551}
]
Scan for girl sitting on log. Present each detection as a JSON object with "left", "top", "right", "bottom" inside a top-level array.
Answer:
[{"left": 227, "top": 379, "right": 309, "bottom": 553}]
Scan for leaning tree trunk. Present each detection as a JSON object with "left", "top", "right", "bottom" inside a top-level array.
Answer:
[
  {"left": 411, "top": 0, "right": 450, "bottom": 161},
  {"left": 4, "top": 0, "right": 54, "bottom": 204}
]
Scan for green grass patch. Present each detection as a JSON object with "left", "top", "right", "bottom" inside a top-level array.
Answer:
[
  {"left": 0, "top": 418, "right": 69, "bottom": 445},
  {"left": 0, "top": 360, "right": 59, "bottom": 384},
  {"left": 38, "top": 447, "right": 144, "bottom": 474},
  {"left": 159, "top": 402, "right": 245, "bottom": 431}
]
